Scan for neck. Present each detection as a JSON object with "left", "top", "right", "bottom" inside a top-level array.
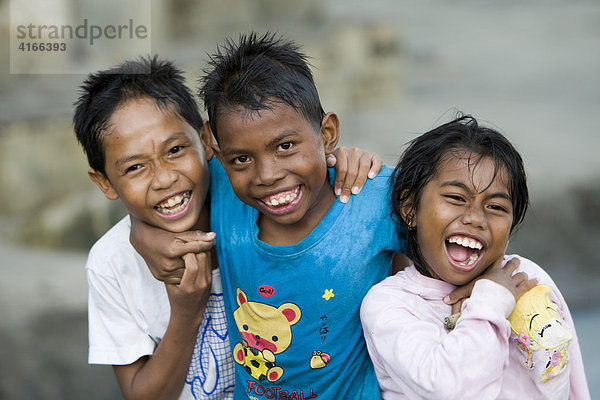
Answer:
[{"left": 192, "top": 202, "right": 211, "bottom": 232}]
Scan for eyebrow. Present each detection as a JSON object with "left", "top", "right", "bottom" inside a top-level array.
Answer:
[
  {"left": 441, "top": 180, "right": 512, "bottom": 201},
  {"left": 220, "top": 130, "right": 300, "bottom": 157},
  {"left": 115, "top": 153, "right": 143, "bottom": 168},
  {"left": 114, "top": 132, "right": 189, "bottom": 167}
]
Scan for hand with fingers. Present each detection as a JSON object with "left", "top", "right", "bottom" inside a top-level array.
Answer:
[
  {"left": 479, "top": 257, "right": 539, "bottom": 302},
  {"left": 129, "top": 215, "right": 216, "bottom": 284},
  {"left": 165, "top": 252, "right": 213, "bottom": 328},
  {"left": 445, "top": 257, "right": 539, "bottom": 315},
  {"left": 327, "top": 146, "right": 383, "bottom": 203}
]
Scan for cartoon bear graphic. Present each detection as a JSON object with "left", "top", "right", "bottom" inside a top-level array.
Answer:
[
  {"left": 232, "top": 288, "right": 301, "bottom": 382},
  {"left": 509, "top": 284, "right": 573, "bottom": 381}
]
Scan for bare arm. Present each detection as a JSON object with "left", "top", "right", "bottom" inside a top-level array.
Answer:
[{"left": 113, "top": 252, "right": 212, "bottom": 400}]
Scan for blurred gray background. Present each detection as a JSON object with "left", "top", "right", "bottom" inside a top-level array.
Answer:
[{"left": 1, "top": 0, "right": 599, "bottom": 398}]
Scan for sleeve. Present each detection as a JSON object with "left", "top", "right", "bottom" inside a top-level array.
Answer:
[
  {"left": 87, "top": 262, "right": 156, "bottom": 365},
  {"left": 514, "top": 256, "right": 591, "bottom": 400},
  {"left": 548, "top": 280, "right": 591, "bottom": 400},
  {"left": 361, "top": 280, "right": 515, "bottom": 399}
]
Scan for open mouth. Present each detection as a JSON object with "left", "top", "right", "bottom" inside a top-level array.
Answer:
[
  {"left": 259, "top": 185, "right": 302, "bottom": 215},
  {"left": 155, "top": 191, "right": 191, "bottom": 217},
  {"left": 445, "top": 234, "right": 483, "bottom": 271}
]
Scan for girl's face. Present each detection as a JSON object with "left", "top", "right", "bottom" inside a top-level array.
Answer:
[{"left": 409, "top": 153, "right": 514, "bottom": 285}]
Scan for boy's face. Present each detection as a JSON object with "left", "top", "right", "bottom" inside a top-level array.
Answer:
[
  {"left": 410, "top": 154, "right": 513, "bottom": 285},
  {"left": 89, "top": 98, "right": 211, "bottom": 233},
  {"left": 214, "top": 102, "right": 339, "bottom": 232}
]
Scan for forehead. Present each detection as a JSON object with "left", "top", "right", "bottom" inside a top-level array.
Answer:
[
  {"left": 108, "top": 97, "right": 177, "bottom": 128},
  {"left": 101, "top": 98, "right": 199, "bottom": 157},
  {"left": 435, "top": 151, "right": 510, "bottom": 192},
  {"left": 215, "top": 102, "right": 315, "bottom": 141},
  {"left": 104, "top": 98, "right": 191, "bottom": 138}
]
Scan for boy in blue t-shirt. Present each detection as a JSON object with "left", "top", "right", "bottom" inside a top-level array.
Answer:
[{"left": 132, "top": 33, "right": 406, "bottom": 399}]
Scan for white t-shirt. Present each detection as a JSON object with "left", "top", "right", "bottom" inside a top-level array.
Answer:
[{"left": 87, "top": 216, "right": 234, "bottom": 399}]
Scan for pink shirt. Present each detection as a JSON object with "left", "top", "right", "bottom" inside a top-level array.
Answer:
[{"left": 360, "top": 255, "right": 590, "bottom": 399}]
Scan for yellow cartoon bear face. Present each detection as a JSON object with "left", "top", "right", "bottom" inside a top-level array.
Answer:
[
  {"left": 509, "top": 284, "right": 572, "bottom": 350},
  {"left": 233, "top": 288, "right": 302, "bottom": 382},
  {"left": 233, "top": 288, "right": 301, "bottom": 355},
  {"left": 508, "top": 284, "right": 573, "bottom": 382}
]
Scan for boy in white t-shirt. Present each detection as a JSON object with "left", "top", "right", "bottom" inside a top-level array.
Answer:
[{"left": 73, "top": 56, "right": 234, "bottom": 399}]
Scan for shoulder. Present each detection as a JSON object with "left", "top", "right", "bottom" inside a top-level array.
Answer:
[
  {"left": 365, "top": 164, "right": 395, "bottom": 191},
  {"left": 360, "top": 270, "right": 424, "bottom": 333},
  {"left": 87, "top": 215, "right": 139, "bottom": 272},
  {"left": 362, "top": 271, "right": 414, "bottom": 313},
  {"left": 346, "top": 164, "right": 395, "bottom": 210},
  {"left": 506, "top": 254, "right": 555, "bottom": 285},
  {"left": 506, "top": 254, "right": 568, "bottom": 302}
]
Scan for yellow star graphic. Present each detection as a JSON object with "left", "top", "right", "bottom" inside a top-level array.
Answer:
[{"left": 322, "top": 289, "right": 335, "bottom": 301}]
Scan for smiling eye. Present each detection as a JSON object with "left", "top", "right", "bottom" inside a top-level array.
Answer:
[
  {"left": 169, "top": 145, "right": 184, "bottom": 155},
  {"left": 234, "top": 155, "right": 249, "bottom": 164},
  {"left": 278, "top": 142, "right": 293, "bottom": 151},
  {"left": 444, "top": 194, "right": 465, "bottom": 202},
  {"left": 125, "top": 164, "right": 142, "bottom": 174}
]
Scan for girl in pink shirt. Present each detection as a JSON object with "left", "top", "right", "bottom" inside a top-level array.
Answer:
[{"left": 360, "top": 115, "right": 590, "bottom": 399}]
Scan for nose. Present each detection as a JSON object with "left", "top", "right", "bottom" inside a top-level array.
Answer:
[
  {"left": 150, "top": 161, "right": 178, "bottom": 190},
  {"left": 461, "top": 204, "right": 486, "bottom": 229},
  {"left": 254, "top": 157, "right": 284, "bottom": 186}
]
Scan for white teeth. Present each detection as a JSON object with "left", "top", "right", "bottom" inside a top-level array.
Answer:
[
  {"left": 460, "top": 252, "right": 480, "bottom": 266},
  {"left": 448, "top": 235, "right": 482, "bottom": 250},
  {"left": 156, "top": 192, "right": 190, "bottom": 214},
  {"left": 167, "top": 195, "right": 182, "bottom": 207},
  {"left": 264, "top": 187, "right": 299, "bottom": 207}
]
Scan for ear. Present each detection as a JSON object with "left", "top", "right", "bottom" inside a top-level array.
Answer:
[
  {"left": 320, "top": 112, "right": 340, "bottom": 155},
  {"left": 399, "top": 191, "right": 415, "bottom": 229},
  {"left": 88, "top": 169, "right": 119, "bottom": 201},
  {"left": 236, "top": 288, "right": 248, "bottom": 306},
  {"left": 278, "top": 303, "right": 302, "bottom": 326},
  {"left": 205, "top": 121, "right": 223, "bottom": 162},
  {"left": 200, "top": 119, "right": 215, "bottom": 160}
]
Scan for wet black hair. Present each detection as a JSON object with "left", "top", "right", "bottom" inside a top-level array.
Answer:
[
  {"left": 73, "top": 56, "right": 203, "bottom": 176},
  {"left": 199, "top": 31, "right": 325, "bottom": 141},
  {"left": 391, "top": 114, "right": 529, "bottom": 275}
]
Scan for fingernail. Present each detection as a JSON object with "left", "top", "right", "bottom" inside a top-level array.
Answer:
[
  {"left": 443, "top": 296, "right": 451, "bottom": 304},
  {"left": 351, "top": 186, "right": 360, "bottom": 194},
  {"left": 368, "top": 171, "right": 375, "bottom": 179},
  {"left": 335, "top": 188, "right": 342, "bottom": 196},
  {"left": 207, "top": 231, "right": 216, "bottom": 239},
  {"left": 340, "top": 195, "right": 349, "bottom": 203}
]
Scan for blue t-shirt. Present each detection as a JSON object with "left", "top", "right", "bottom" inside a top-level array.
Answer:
[{"left": 209, "top": 157, "right": 404, "bottom": 399}]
